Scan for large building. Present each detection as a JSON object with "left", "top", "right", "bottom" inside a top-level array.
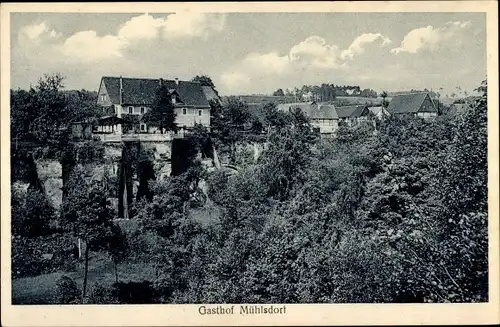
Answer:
[
  {"left": 386, "top": 92, "right": 438, "bottom": 118},
  {"left": 95, "top": 76, "right": 218, "bottom": 136},
  {"left": 277, "top": 101, "right": 339, "bottom": 136},
  {"left": 335, "top": 105, "right": 372, "bottom": 126}
]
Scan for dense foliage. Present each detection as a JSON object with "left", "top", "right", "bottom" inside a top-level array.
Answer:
[
  {"left": 127, "top": 80, "right": 488, "bottom": 303},
  {"left": 11, "top": 74, "right": 488, "bottom": 305}
]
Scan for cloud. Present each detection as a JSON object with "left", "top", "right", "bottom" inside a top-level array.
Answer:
[
  {"left": 17, "top": 12, "right": 226, "bottom": 64},
  {"left": 220, "top": 33, "right": 391, "bottom": 93},
  {"left": 118, "top": 13, "right": 165, "bottom": 41},
  {"left": 162, "top": 11, "right": 226, "bottom": 39},
  {"left": 220, "top": 71, "right": 251, "bottom": 88},
  {"left": 391, "top": 21, "right": 471, "bottom": 54},
  {"left": 289, "top": 36, "right": 342, "bottom": 69},
  {"left": 341, "top": 33, "right": 391, "bottom": 60},
  {"left": 117, "top": 12, "right": 226, "bottom": 41},
  {"left": 18, "top": 22, "right": 60, "bottom": 43},
  {"left": 242, "top": 52, "right": 290, "bottom": 74},
  {"left": 60, "top": 31, "right": 126, "bottom": 62}
]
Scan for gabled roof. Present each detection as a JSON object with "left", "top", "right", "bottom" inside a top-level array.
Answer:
[
  {"left": 387, "top": 92, "right": 437, "bottom": 114},
  {"left": 276, "top": 102, "right": 337, "bottom": 120},
  {"left": 335, "top": 105, "right": 370, "bottom": 118},
  {"left": 368, "top": 106, "right": 390, "bottom": 117},
  {"left": 314, "top": 103, "right": 338, "bottom": 119},
  {"left": 100, "top": 77, "right": 213, "bottom": 107}
]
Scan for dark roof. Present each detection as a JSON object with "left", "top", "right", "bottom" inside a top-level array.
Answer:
[
  {"left": 101, "top": 77, "right": 213, "bottom": 107},
  {"left": 387, "top": 92, "right": 437, "bottom": 114},
  {"left": 335, "top": 105, "right": 369, "bottom": 118},
  {"left": 98, "top": 115, "right": 125, "bottom": 124},
  {"left": 276, "top": 102, "right": 338, "bottom": 119},
  {"left": 313, "top": 104, "right": 338, "bottom": 119},
  {"left": 201, "top": 86, "right": 219, "bottom": 102}
]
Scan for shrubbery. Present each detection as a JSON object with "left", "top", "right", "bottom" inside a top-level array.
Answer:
[
  {"left": 128, "top": 80, "right": 488, "bottom": 304},
  {"left": 55, "top": 275, "right": 80, "bottom": 304},
  {"left": 11, "top": 234, "right": 77, "bottom": 279},
  {"left": 11, "top": 77, "right": 488, "bottom": 304}
]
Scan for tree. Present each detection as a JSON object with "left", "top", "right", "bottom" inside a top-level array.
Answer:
[
  {"left": 259, "top": 119, "right": 316, "bottom": 200},
  {"left": 64, "top": 89, "right": 103, "bottom": 131},
  {"left": 272, "top": 89, "right": 285, "bottom": 96},
  {"left": 143, "top": 85, "right": 177, "bottom": 133},
  {"left": 440, "top": 79, "right": 487, "bottom": 217},
  {"left": 263, "top": 102, "right": 291, "bottom": 130},
  {"left": 191, "top": 75, "right": 215, "bottom": 88},
  {"left": 187, "top": 123, "right": 213, "bottom": 158},
  {"left": 62, "top": 168, "right": 117, "bottom": 302},
  {"left": 11, "top": 187, "right": 54, "bottom": 237},
  {"left": 380, "top": 91, "right": 389, "bottom": 108},
  {"left": 191, "top": 75, "right": 219, "bottom": 96}
]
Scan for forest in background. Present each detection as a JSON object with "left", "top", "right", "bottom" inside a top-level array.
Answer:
[{"left": 10, "top": 74, "right": 488, "bottom": 304}]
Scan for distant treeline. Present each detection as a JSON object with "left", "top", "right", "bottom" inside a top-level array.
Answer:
[{"left": 272, "top": 84, "right": 379, "bottom": 101}]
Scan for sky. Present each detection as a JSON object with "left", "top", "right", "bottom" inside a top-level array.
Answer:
[{"left": 10, "top": 12, "right": 486, "bottom": 96}]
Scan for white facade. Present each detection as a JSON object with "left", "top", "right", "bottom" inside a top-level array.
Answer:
[
  {"left": 310, "top": 118, "right": 339, "bottom": 134},
  {"left": 416, "top": 112, "right": 438, "bottom": 119}
]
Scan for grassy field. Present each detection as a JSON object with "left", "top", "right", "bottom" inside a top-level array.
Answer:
[{"left": 12, "top": 254, "right": 158, "bottom": 304}]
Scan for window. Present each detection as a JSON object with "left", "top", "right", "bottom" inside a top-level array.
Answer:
[
  {"left": 140, "top": 124, "right": 146, "bottom": 132},
  {"left": 172, "top": 96, "right": 176, "bottom": 104},
  {"left": 140, "top": 107, "right": 145, "bottom": 114},
  {"left": 182, "top": 108, "right": 187, "bottom": 115},
  {"left": 198, "top": 110, "right": 202, "bottom": 116},
  {"left": 128, "top": 106, "right": 133, "bottom": 114},
  {"left": 100, "top": 94, "right": 106, "bottom": 101}
]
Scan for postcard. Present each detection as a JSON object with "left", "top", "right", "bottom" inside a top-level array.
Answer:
[{"left": 1, "top": 1, "right": 499, "bottom": 326}]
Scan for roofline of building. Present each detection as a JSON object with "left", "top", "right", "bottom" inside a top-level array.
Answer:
[
  {"left": 391, "top": 92, "right": 433, "bottom": 96},
  {"left": 102, "top": 76, "right": 203, "bottom": 85}
]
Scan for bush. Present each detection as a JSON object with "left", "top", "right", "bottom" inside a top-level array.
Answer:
[
  {"left": 87, "top": 283, "right": 120, "bottom": 304},
  {"left": 12, "top": 234, "right": 78, "bottom": 279},
  {"left": 75, "top": 140, "right": 104, "bottom": 164},
  {"left": 12, "top": 188, "right": 54, "bottom": 237},
  {"left": 55, "top": 275, "right": 80, "bottom": 304}
]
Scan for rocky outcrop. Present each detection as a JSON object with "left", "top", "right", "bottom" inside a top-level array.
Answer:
[{"left": 36, "top": 160, "right": 63, "bottom": 210}]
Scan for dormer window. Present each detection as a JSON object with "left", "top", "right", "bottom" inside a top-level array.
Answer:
[{"left": 171, "top": 95, "right": 176, "bottom": 104}]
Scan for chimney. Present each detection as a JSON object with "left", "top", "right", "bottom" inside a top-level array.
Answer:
[
  {"left": 175, "top": 78, "right": 179, "bottom": 85},
  {"left": 119, "top": 76, "right": 123, "bottom": 105}
]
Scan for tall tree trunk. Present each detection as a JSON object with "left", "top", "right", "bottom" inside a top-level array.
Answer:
[{"left": 81, "top": 245, "right": 90, "bottom": 303}]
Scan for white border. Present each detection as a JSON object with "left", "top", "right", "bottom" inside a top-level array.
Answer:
[{"left": 1, "top": 2, "right": 498, "bottom": 326}]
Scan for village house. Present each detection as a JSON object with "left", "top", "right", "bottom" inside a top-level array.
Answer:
[
  {"left": 335, "top": 105, "right": 372, "bottom": 126},
  {"left": 234, "top": 94, "right": 297, "bottom": 119},
  {"left": 90, "top": 76, "right": 218, "bottom": 142},
  {"left": 368, "top": 106, "right": 390, "bottom": 120},
  {"left": 386, "top": 92, "right": 438, "bottom": 118},
  {"left": 276, "top": 101, "right": 339, "bottom": 136}
]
